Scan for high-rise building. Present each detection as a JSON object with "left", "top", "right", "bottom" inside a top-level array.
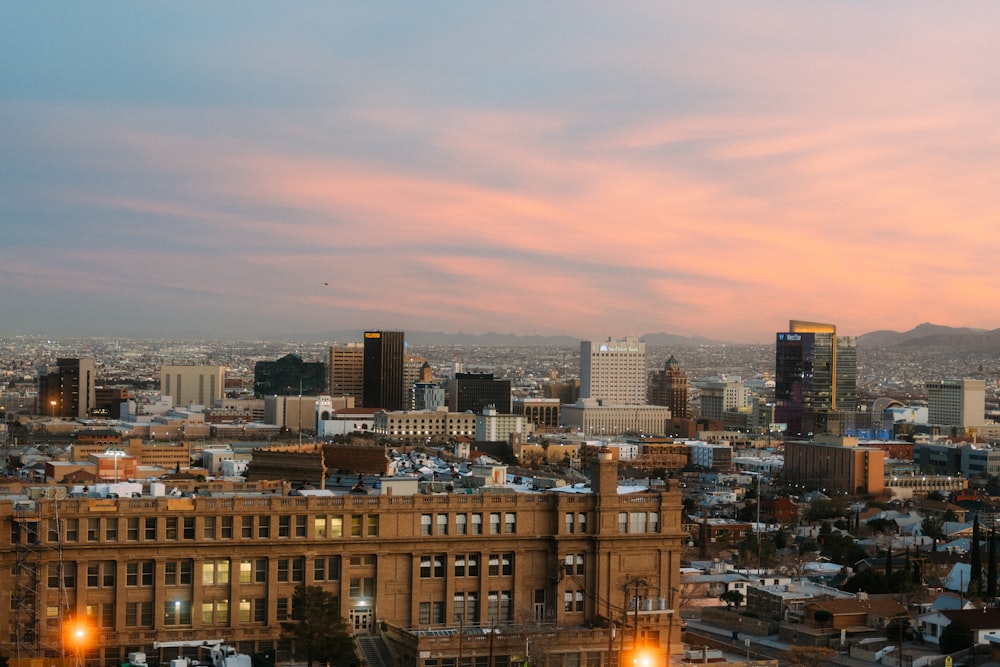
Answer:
[
  {"left": 253, "top": 354, "right": 326, "bottom": 397},
  {"left": 448, "top": 372, "right": 512, "bottom": 414},
  {"left": 700, "top": 380, "right": 750, "bottom": 421},
  {"left": 363, "top": 331, "right": 405, "bottom": 410},
  {"left": 329, "top": 343, "right": 365, "bottom": 404},
  {"left": 160, "top": 365, "right": 225, "bottom": 408},
  {"left": 580, "top": 336, "right": 646, "bottom": 405},
  {"left": 926, "top": 378, "right": 986, "bottom": 428},
  {"left": 774, "top": 320, "right": 857, "bottom": 436},
  {"left": 648, "top": 356, "right": 689, "bottom": 418},
  {"left": 38, "top": 358, "right": 97, "bottom": 418}
]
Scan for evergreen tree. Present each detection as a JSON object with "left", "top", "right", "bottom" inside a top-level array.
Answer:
[
  {"left": 970, "top": 515, "right": 982, "bottom": 596},
  {"left": 282, "top": 585, "right": 356, "bottom": 667},
  {"left": 988, "top": 527, "right": 997, "bottom": 599},
  {"left": 885, "top": 546, "right": 893, "bottom": 578}
]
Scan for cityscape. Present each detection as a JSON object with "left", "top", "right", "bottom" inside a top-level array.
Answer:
[
  {"left": 3, "top": 321, "right": 1000, "bottom": 667},
  {"left": 6, "top": 4, "right": 1000, "bottom": 667}
]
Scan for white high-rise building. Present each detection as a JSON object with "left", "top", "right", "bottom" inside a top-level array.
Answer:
[
  {"left": 926, "top": 378, "right": 985, "bottom": 428},
  {"left": 580, "top": 336, "right": 646, "bottom": 405}
]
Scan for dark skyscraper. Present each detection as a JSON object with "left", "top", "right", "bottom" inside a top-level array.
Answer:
[
  {"left": 253, "top": 353, "right": 326, "bottom": 397},
  {"left": 448, "top": 372, "right": 512, "bottom": 414},
  {"left": 363, "top": 330, "right": 405, "bottom": 410},
  {"left": 774, "top": 320, "right": 857, "bottom": 436},
  {"left": 38, "top": 358, "right": 96, "bottom": 418}
]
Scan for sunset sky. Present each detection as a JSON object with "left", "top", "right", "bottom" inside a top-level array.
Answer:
[{"left": 3, "top": 3, "right": 1000, "bottom": 344}]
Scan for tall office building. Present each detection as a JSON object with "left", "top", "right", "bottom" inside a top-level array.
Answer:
[
  {"left": 363, "top": 331, "right": 405, "bottom": 410},
  {"left": 38, "top": 358, "right": 97, "bottom": 418},
  {"left": 700, "top": 380, "right": 750, "bottom": 421},
  {"left": 926, "top": 378, "right": 985, "bottom": 428},
  {"left": 329, "top": 343, "right": 365, "bottom": 403},
  {"left": 160, "top": 365, "right": 226, "bottom": 408},
  {"left": 774, "top": 320, "right": 857, "bottom": 436},
  {"left": 580, "top": 336, "right": 646, "bottom": 405},
  {"left": 448, "top": 372, "right": 512, "bottom": 414},
  {"left": 648, "top": 356, "right": 689, "bottom": 418},
  {"left": 253, "top": 354, "right": 326, "bottom": 397}
]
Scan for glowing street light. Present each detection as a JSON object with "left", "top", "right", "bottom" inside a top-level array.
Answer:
[{"left": 50, "top": 400, "right": 57, "bottom": 418}]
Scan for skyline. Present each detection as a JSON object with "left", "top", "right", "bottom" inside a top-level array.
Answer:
[{"left": 4, "top": 4, "right": 1000, "bottom": 344}]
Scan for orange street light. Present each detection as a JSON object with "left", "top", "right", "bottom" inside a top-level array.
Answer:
[{"left": 50, "top": 400, "right": 57, "bottom": 418}]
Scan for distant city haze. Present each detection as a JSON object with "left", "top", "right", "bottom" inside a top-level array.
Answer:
[{"left": 4, "top": 5, "right": 1000, "bottom": 342}]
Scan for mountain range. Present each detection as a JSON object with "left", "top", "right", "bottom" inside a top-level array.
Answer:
[{"left": 300, "top": 323, "right": 1000, "bottom": 351}]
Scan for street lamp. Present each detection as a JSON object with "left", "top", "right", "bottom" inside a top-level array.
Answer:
[{"left": 50, "top": 400, "right": 57, "bottom": 418}]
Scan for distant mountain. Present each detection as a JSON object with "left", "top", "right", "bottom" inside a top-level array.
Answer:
[
  {"left": 859, "top": 323, "right": 1000, "bottom": 351},
  {"left": 294, "top": 330, "right": 726, "bottom": 347}
]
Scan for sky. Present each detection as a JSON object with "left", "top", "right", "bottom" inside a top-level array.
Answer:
[{"left": 3, "top": 3, "right": 1000, "bottom": 344}]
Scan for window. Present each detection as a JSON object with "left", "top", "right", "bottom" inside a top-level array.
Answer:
[
  {"left": 489, "top": 553, "right": 513, "bottom": 576},
  {"left": 455, "top": 555, "right": 473, "bottom": 577},
  {"left": 184, "top": 516, "right": 196, "bottom": 539},
  {"left": 351, "top": 515, "right": 362, "bottom": 537},
  {"left": 87, "top": 518, "right": 100, "bottom": 542},
  {"left": 144, "top": 517, "right": 156, "bottom": 540},
  {"left": 314, "top": 556, "right": 340, "bottom": 582},
  {"left": 241, "top": 516, "right": 254, "bottom": 539},
  {"left": 349, "top": 577, "right": 375, "bottom": 598},
  {"left": 126, "top": 561, "right": 154, "bottom": 587},
  {"left": 204, "top": 516, "right": 217, "bottom": 540},
  {"left": 420, "top": 556, "right": 432, "bottom": 578},
  {"left": 239, "top": 599, "right": 252, "bottom": 623},
  {"left": 436, "top": 514, "right": 448, "bottom": 535},
  {"left": 419, "top": 601, "right": 431, "bottom": 625},
  {"left": 471, "top": 513, "right": 483, "bottom": 534},
  {"left": 649, "top": 512, "right": 658, "bottom": 533},
  {"left": 125, "top": 601, "right": 153, "bottom": 628},
  {"left": 489, "top": 513, "right": 501, "bottom": 535},
  {"left": 433, "top": 601, "right": 446, "bottom": 625},
  {"left": 421, "top": 514, "right": 433, "bottom": 536},
  {"left": 85, "top": 602, "right": 115, "bottom": 628},
  {"left": 331, "top": 515, "right": 343, "bottom": 537},
  {"left": 165, "top": 560, "right": 193, "bottom": 586},
  {"left": 292, "top": 557, "right": 305, "bottom": 582},
  {"left": 127, "top": 517, "right": 139, "bottom": 541},
  {"left": 578, "top": 513, "right": 587, "bottom": 534},
  {"left": 48, "top": 519, "right": 59, "bottom": 542},
  {"left": 258, "top": 516, "right": 270, "bottom": 538},
  {"left": 165, "top": 517, "right": 178, "bottom": 540},
  {"left": 221, "top": 516, "right": 234, "bottom": 539},
  {"left": 629, "top": 512, "right": 647, "bottom": 534},
  {"left": 163, "top": 600, "right": 192, "bottom": 626},
  {"left": 203, "top": 559, "right": 230, "bottom": 585},
  {"left": 618, "top": 512, "right": 628, "bottom": 534},
  {"left": 487, "top": 590, "right": 512, "bottom": 623},
  {"left": 295, "top": 515, "right": 307, "bottom": 537},
  {"left": 565, "top": 513, "right": 574, "bottom": 534},
  {"left": 48, "top": 562, "right": 76, "bottom": 589},
  {"left": 105, "top": 517, "right": 118, "bottom": 542},
  {"left": 254, "top": 558, "right": 267, "bottom": 583},
  {"left": 87, "top": 561, "right": 115, "bottom": 588},
  {"left": 278, "top": 515, "right": 291, "bottom": 538},
  {"left": 202, "top": 600, "right": 230, "bottom": 625},
  {"left": 367, "top": 515, "right": 379, "bottom": 537},
  {"left": 65, "top": 518, "right": 79, "bottom": 542},
  {"left": 276, "top": 598, "right": 290, "bottom": 621},
  {"left": 240, "top": 560, "right": 253, "bottom": 584},
  {"left": 456, "top": 514, "right": 468, "bottom": 535},
  {"left": 314, "top": 516, "right": 327, "bottom": 538},
  {"left": 419, "top": 555, "right": 445, "bottom": 579},
  {"left": 505, "top": 513, "right": 516, "bottom": 534},
  {"left": 278, "top": 559, "right": 289, "bottom": 582},
  {"left": 454, "top": 592, "right": 479, "bottom": 624}
]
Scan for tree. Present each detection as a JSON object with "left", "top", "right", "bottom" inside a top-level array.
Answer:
[
  {"left": 989, "top": 527, "right": 998, "bottom": 600},
  {"left": 970, "top": 515, "right": 982, "bottom": 597},
  {"left": 921, "top": 515, "right": 945, "bottom": 540},
  {"left": 720, "top": 589, "right": 744, "bottom": 611},
  {"left": 938, "top": 620, "right": 975, "bottom": 654},
  {"left": 282, "top": 585, "right": 356, "bottom": 667}
]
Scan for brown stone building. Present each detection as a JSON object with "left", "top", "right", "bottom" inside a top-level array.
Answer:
[{"left": 2, "top": 454, "right": 685, "bottom": 667}]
